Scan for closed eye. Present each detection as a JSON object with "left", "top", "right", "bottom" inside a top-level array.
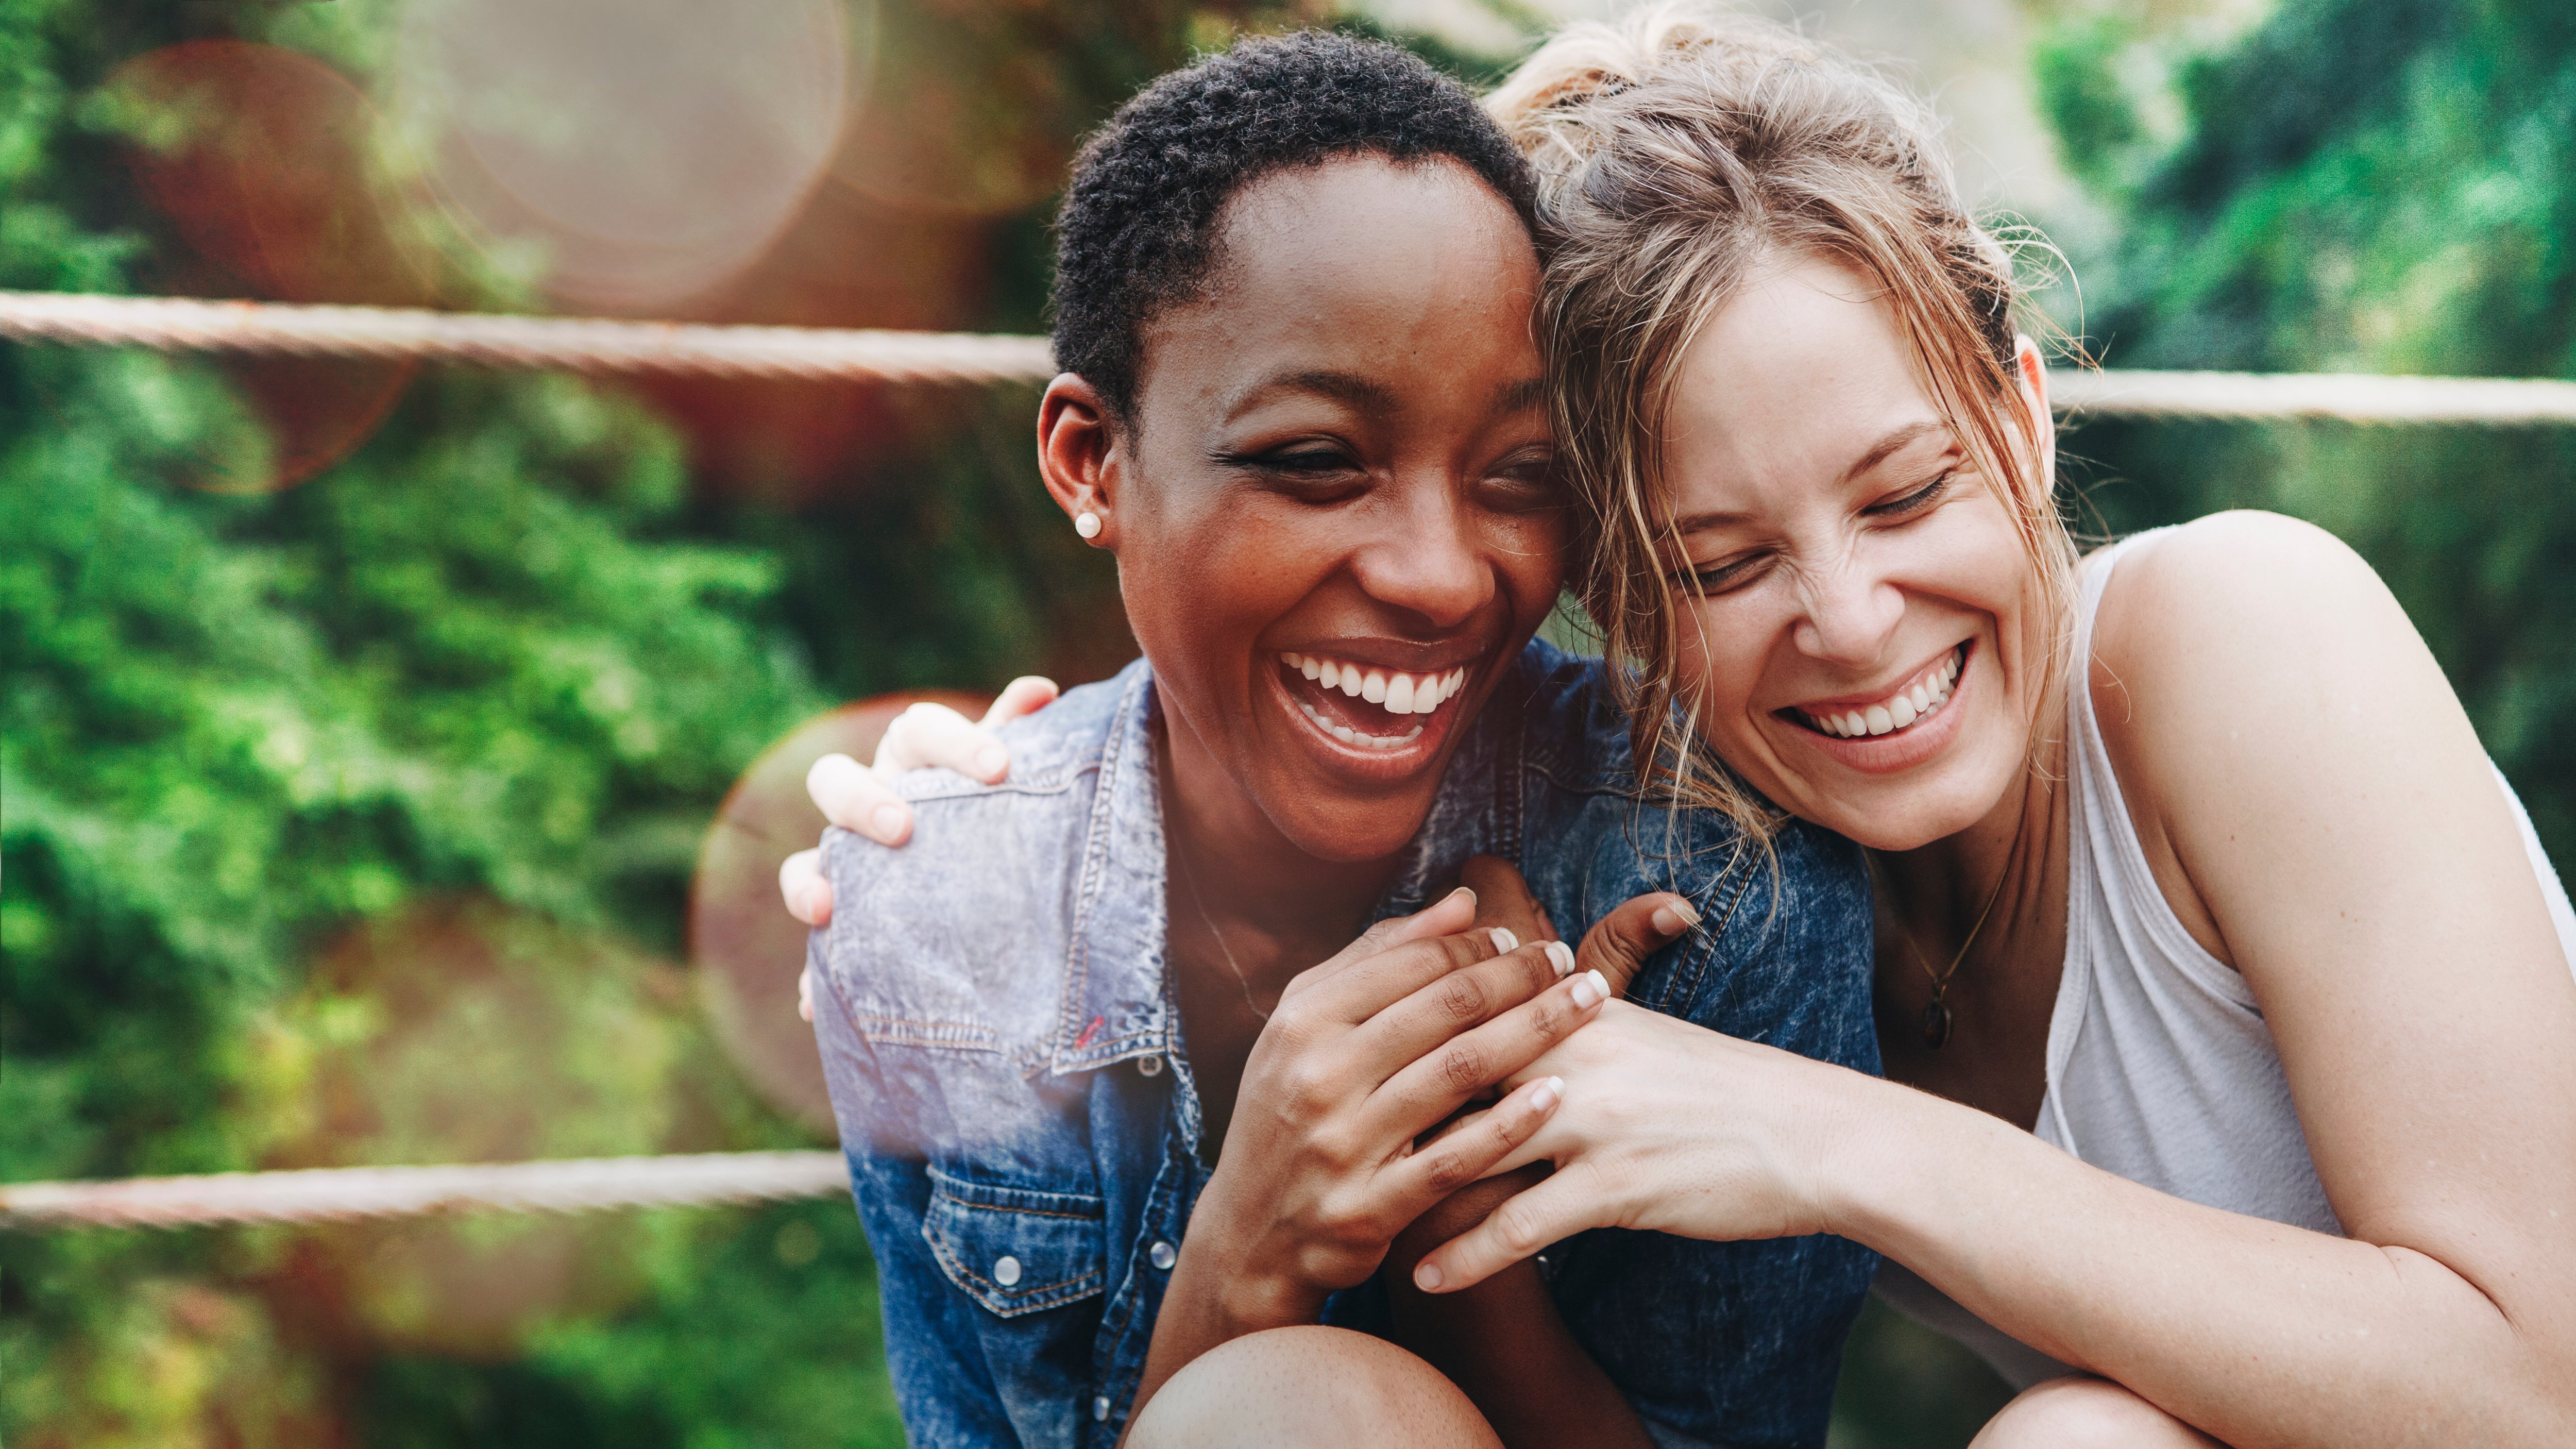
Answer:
[
  {"left": 1866, "top": 468, "right": 1955, "bottom": 518},
  {"left": 1674, "top": 549, "right": 1774, "bottom": 597},
  {"left": 1213, "top": 445, "right": 1367, "bottom": 499}
]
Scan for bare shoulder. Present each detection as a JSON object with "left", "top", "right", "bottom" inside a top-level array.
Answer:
[{"left": 2086, "top": 510, "right": 2432, "bottom": 753}]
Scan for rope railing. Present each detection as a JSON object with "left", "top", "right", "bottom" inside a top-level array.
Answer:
[
  {"left": 0, "top": 1152, "right": 849, "bottom": 1231},
  {"left": 0, "top": 290, "right": 1056, "bottom": 386},
  {"left": 11, "top": 287, "right": 2574, "bottom": 1236},
  {"left": 10, "top": 290, "right": 2576, "bottom": 422}
]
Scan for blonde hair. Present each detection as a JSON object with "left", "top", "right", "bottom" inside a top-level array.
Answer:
[{"left": 1490, "top": 5, "right": 2076, "bottom": 840}]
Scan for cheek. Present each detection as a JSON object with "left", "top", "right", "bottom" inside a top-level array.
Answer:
[
  {"left": 1488, "top": 512, "right": 1570, "bottom": 620},
  {"left": 1671, "top": 598, "right": 1762, "bottom": 721}
]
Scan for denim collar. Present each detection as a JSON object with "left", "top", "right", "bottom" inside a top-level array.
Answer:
[{"left": 1043, "top": 658, "right": 1510, "bottom": 1079}]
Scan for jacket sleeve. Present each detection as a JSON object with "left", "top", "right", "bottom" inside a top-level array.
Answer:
[{"left": 811, "top": 937, "right": 1023, "bottom": 1448}]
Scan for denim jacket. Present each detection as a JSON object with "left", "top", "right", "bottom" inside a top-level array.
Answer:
[{"left": 808, "top": 641, "right": 1878, "bottom": 1449}]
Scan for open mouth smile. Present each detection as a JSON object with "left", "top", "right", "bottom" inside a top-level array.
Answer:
[
  {"left": 1279, "top": 651, "right": 1470, "bottom": 750},
  {"left": 1783, "top": 643, "right": 1968, "bottom": 742}
]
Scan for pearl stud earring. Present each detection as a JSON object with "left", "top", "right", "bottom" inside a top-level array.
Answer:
[{"left": 1074, "top": 511, "right": 1103, "bottom": 539}]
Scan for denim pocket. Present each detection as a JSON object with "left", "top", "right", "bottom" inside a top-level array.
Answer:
[{"left": 921, "top": 1167, "right": 1108, "bottom": 1319}]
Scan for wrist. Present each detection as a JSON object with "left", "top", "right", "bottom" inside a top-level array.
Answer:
[
  {"left": 1170, "top": 1187, "right": 1328, "bottom": 1335},
  {"left": 1806, "top": 1067, "right": 1934, "bottom": 1243}
]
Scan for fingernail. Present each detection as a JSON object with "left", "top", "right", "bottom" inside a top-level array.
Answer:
[
  {"left": 1489, "top": 926, "right": 1519, "bottom": 953},
  {"left": 1570, "top": 969, "right": 1608, "bottom": 1009},
  {"left": 1544, "top": 940, "right": 1575, "bottom": 978},
  {"left": 1531, "top": 1075, "right": 1563, "bottom": 1113},
  {"left": 1414, "top": 1261, "right": 1445, "bottom": 1292},
  {"left": 1447, "top": 886, "right": 1477, "bottom": 907},
  {"left": 869, "top": 804, "right": 906, "bottom": 841},
  {"left": 1668, "top": 897, "right": 1703, "bottom": 929},
  {"left": 974, "top": 745, "right": 1007, "bottom": 778},
  {"left": 1651, "top": 906, "right": 1686, "bottom": 936}
]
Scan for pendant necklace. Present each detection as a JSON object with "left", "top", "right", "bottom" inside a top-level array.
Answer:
[
  {"left": 1883, "top": 847, "right": 2012, "bottom": 1050},
  {"left": 1174, "top": 852, "right": 1271, "bottom": 1022}
]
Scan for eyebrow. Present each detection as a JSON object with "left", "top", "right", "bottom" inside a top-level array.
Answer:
[
  {"left": 1227, "top": 369, "right": 1401, "bottom": 419},
  {"left": 1840, "top": 419, "right": 1948, "bottom": 484},
  {"left": 1222, "top": 372, "right": 1547, "bottom": 423},
  {"left": 1670, "top": 419, "right": 1952, "bottom": 537}
]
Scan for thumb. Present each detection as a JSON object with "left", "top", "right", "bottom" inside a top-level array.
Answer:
[
  {"left": 1460, "top": 855, "right": 1556, "bottom": 944},
  {"left": 1578, "top": 892, "right": 1701, "bottom": 999}
]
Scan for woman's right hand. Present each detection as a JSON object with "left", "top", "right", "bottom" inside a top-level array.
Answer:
[{"left": 1175, "top": 886, "right": 1609, "bottom": 1330}]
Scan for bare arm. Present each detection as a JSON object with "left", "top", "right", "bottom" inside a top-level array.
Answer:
[{"left": 1421, "top": 515, "right": 2576, "bottom": 1447}]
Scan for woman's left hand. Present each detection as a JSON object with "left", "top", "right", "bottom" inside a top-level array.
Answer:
[{"left": 1409, "top": 1001, "right": 1873, "bottom": 1293}]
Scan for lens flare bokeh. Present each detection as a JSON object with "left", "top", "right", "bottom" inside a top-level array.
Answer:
[
  {"left": 690, "top": 692, "right": 992, "bottom": 1132},
  {"left": 106, "top": 41, "right": 437, "bottom": 492},
  {"left": 393, "top": 0, "right": 853, "bottom": 312}
]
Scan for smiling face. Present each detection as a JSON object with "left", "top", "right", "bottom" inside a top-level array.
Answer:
[
  {"left": 1067, "top": 154, "right": 1563, "bottom": 865},
  {"left": 1657, "top": 256, "right": 2054, "bottom": 851}
]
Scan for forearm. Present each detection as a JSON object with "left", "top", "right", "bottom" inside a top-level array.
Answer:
[
  {"left": 1123, "top": 1224, "right": 1320, "bottom": 1442},
  {"left": 1825, "top": 1080, "right": 2576, "bottom": 1448},
  {"left": 1384, "top": 1176, "right": 1652, "bottom": 1449}
]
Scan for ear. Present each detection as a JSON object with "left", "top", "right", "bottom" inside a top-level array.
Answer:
[
  {"left": 2011, "top": 333, "right": 2057, "bottom": 500},
  {"left": 1037, "top": 373, "right": 1125, "bottom": 547}
]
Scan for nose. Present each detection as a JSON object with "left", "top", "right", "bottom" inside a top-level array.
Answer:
[
  {"left": 1790, "top": 548, "right": 1905, "bottom": 665},
  {"left": 1347, "top": 478, "right": 1494, "bottom": 630}
]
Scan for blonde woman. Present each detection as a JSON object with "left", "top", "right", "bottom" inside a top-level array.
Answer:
[{"left": 1378, "top": 10, "right": 2576, "bottom": 1446}]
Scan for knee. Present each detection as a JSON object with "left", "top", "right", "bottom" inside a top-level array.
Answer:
[
  {"left": 1127, "top": 1326, "right": 1501, "bottom": 1449},
  {"left": 1971, "top": 1376, "right": 2222, "bottom": 1449}
]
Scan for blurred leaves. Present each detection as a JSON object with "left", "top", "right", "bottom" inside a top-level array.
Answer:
[{"left": 2038, "top": 0, "right": 2576, "bottom": 861}]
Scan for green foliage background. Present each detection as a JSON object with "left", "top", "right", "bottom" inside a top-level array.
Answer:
[{"left": 3, "top": 2, "right": 2569, "bottom": 1447}]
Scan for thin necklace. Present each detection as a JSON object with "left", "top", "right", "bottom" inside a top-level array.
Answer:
[
  {"left": 1173, "top": 852, "right": 1271, "bottom": 1022},
  {"left": 1879, "top": 844, "right": 2013, "bottom": 1050}
]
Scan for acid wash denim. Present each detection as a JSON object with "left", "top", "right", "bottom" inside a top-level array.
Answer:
[{"left": 808, "top": 640, "right": 1878, "bottom": 1449}]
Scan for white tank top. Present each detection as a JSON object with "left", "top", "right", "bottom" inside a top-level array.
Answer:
[{"left": 1873, "top": 528, "right": 2576, "bottom": 1388}]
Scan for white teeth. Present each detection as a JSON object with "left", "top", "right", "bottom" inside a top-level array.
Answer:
[
  {"left": 1798, "top": 646, "right": 1964, "bottom": 740},
  {"left": 1282, "top": 652, "right": 1474, "bottom": 729},
  {"left": 1298, "top": 699, "right": 1425, "bottom": 750}
]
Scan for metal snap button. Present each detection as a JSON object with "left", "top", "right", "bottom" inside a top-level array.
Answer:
[
  {"left": 1136, "top": 1054, "right": 1165, "bottom": 1077},
  {"left": 992, "top": 1255, "right": 1022, "bottom": 1287},
  {"left": 1093, "top": 1396, "right": 1111, "bottom": 1422},
  {"left": 1148, "top": 1240, "right": 1176, "bottom": 1271}
]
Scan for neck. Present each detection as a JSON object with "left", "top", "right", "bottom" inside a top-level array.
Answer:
[
  {"left": 1157, "top": 696, "right": 1408, "bottom": 995},
  {"left": 1876, "top": 673, "right": 2069, "bottom": 952}
]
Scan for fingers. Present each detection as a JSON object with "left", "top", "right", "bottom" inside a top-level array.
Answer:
[
  {"left": 873, "top": 701, "right": 1009, "bottom": 784},
  {"left": 1353, "top": 936, "right": 1577, "bottom": 1075},
  {"left": 1301, "top": 916, "right": 1512, "bottom": 1026},
  {"left": 1280, "top": 887, "right": 1480, "bottom": 1003},
  {"left": 1381, "top": 1074, "right": 1566, "bottom": 1229},
  {"left": 808, "top": 753, "right": 914, "bottom": 846},
  {"left": 1578, "top": 891, "right": 1701, "bottom": 999},
  {"left": 1411, "top": 1164, "right": 1602, "bottom": 1294},
  {"left": 780, "top": 847, "right": 834, "bottom": 926},
  {"left": 797, "top": 965, "right": 816, "bottom": 1023},
  {"left": 1368, "top": 966, "right": 1609, "bottom": 1135},
  {"left": 978, "top": 676, "right": 1059, "bottom": 730}
]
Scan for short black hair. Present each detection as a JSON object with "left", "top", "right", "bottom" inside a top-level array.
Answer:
[{"left": 1051, "top": 31, "right": 1536, "bottom": 424}]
